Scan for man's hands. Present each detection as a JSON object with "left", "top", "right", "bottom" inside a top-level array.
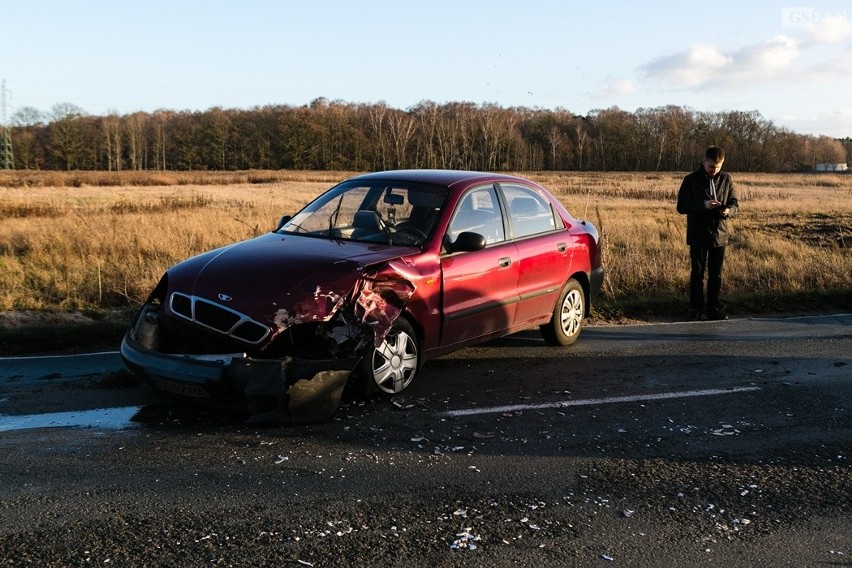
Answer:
[{"left": 704, "top": 200, "right": 729, "bottom": 218}]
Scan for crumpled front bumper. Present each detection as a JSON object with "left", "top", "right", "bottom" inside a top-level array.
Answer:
[{"left": 121, "top": 331, "right": 359, "bottom": 425}]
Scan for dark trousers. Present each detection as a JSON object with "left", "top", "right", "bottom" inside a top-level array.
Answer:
[{"left": 689, "top": 245, "right": 725, "bottom": 313}]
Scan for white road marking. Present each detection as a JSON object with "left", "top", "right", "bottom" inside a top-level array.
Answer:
[
  {"left": 586, "top": 312, "right": 852, "bottom": 328},
  {"left": 0, "top": 351, "right": 120, "bottom": 361},
  {"left": 0, "top": 406, "right": 141, "bottom": 432},
  {"left": 747, "top": 313, "right": 852, "bottom": 321},
  {"left": 442, "top": 386, "right": 762, "bottom": 417}
]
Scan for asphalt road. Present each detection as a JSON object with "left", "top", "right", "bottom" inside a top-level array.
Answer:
[{"left": 0, "top": 314, "right": 850, "bottom": 567}]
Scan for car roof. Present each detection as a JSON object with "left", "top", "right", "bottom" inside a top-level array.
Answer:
[{"left": 349, "top": 169, "right": 533, "bottom": 189}]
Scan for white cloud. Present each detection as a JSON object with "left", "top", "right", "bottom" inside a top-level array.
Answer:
[
  {"left": 732, "top": 35, "right": 799, "bottom": 73},
  {"left": 807, "top": 13, "right": 852, "bottom": 44},
  {"left": 799, "top": 43, "right": 852, "bottom": 82},
  {"left": 596, "top": 79, "right": 636, "bottom": 98},
  {"left": 640, "top": 44, "right": 730, "bottom": 87},
  {"left": 639, "top": 36, "right": 800, "bottom": 89}
]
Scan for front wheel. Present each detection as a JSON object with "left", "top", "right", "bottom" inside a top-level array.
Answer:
[
  {"left": 539, "top": 278, "right": 585, "bottom": 346},
  {"left": 356, "top": 317, "right": 419, "bottom": 397}
]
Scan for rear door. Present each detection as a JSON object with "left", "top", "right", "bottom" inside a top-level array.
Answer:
[
  {"left": 500, "top": 183, "right": 572, "bottom": 326},
  {"left": 440, "top": 185, "right": 519, "bottom": 346}
]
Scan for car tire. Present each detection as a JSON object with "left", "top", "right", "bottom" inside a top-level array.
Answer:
[
  {"left": 540, "top": 278, "right": 585, "bottom": 346},
  {"left": 356, "top": 317, "right": 419, "bottom": 397}
]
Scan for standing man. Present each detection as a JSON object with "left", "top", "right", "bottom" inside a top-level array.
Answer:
[{"left": 677, "top": 146, "right": 739, "bottom": 321}]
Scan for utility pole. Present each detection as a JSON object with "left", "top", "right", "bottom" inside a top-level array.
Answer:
[{"left": 1, "top": 80, "right": 14, "bottom": 169}]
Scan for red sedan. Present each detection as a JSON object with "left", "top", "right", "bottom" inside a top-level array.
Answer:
[{"left": 121, "top": 170, "right": 603, "bottom": 423}]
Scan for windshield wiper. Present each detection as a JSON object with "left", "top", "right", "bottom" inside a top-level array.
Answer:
[{"left": 281, "top": 222, "right": 308, "bottom": 234}]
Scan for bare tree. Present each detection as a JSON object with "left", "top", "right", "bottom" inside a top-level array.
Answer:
[
  {"left": 573, "top": 119, "right": 589, "bottom": 170},
  {"left": 102, "top": 113, "right": 121, "bottom": 171},
  {"left": 11, "top": 106, "right": 45, "bottom": 127},
  {"left": 151, "top": 110, "right": 170, "bottom": 170},
  {"left": 47, "top": 103, "right": 87, "bottom": 170},
  {"left": 204, "top": 108, "right": 231, "bottom": 170},
  {"left": 387, "top": 109, "right": 417, "bottom": 169},
  {"left": 125, "top": 112, "right": 148, "bottom": 170},
  {"left": 411, "top": 100, "right": 440, "bottom": 168},
  {"left": 366, "top": 103, "right": 390, "bottom": 170}
]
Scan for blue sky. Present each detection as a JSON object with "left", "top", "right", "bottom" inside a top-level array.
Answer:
[{"left": 3, "top": 0, "right": 852, "bottom": 137}]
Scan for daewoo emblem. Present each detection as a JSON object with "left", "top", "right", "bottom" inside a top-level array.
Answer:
[{"left": 218, "top": 293, "right": 232, "bottom": 302}]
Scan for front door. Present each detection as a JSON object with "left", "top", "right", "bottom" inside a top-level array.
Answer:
[{"left": 440, "top": 186, "right": 518, "bottom": 347}]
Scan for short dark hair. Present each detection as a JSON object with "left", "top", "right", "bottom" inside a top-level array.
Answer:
[{"left": 705, "top": 146, "right": 725, "bottom": 162}]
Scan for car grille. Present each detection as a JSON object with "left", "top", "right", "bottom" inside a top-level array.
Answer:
[{"left": 169, "top": 292, "right": 270, "bottom": 345}]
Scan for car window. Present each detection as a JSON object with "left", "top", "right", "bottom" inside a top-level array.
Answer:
[
  {"left": 447, "top": 186, "right": 506, "bottom": 245},
  {"left": 502, "top": 184, "right": 557, "bottom": 238},
  {"left": 280, "top": 181, "right": 445, "bottom": 246},
  {"left": 285, "top": 185, "right": 370, "bottom": 236}
]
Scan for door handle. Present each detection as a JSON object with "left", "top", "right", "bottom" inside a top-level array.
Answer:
[
  {"left": 556, "top": 242, "right": 567, "bottom": 252},
  {"left": 498, "top": 257, "right": 512, "bottom": 268}
]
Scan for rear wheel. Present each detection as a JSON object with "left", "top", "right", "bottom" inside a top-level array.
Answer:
[
  {"left": 357, "top": 317, "right": 419, "bottom": 397},
  {"left": 540, "top": 278, "right": 585, "bottom": 346}
]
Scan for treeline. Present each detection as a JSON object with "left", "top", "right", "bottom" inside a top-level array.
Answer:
[{"left": 7, "top": 99, "right": 851, "bottom": 173}]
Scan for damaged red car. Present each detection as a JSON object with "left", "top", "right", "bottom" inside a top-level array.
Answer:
[{"left": 121, "top": 170, "right": 603, "bottom": 423}]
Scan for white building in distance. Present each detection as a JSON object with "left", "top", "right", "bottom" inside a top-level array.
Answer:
[{"left": 815, "top": 163, "right": 848, "bottom": 172}]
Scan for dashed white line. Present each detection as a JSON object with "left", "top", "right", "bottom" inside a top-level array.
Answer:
[{"left": 442, "top": 386, "right": 762, "bottom": 417}]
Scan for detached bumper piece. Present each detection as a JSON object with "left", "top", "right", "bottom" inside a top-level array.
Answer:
[{"left": 230, "top": 357, "right": 359, "bottom": 425}]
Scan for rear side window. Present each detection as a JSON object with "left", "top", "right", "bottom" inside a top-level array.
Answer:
[{"left": 502, "top": 184, "right": 557, "bottom": 238}]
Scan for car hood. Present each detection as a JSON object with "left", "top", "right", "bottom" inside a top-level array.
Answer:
[{"left": 165, "top": 232, "right": 416, "bottom": 328}]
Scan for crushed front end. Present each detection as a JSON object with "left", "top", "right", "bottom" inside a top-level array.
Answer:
[{"left": 121, "top": 263, "right": 415, "bottom": 425}]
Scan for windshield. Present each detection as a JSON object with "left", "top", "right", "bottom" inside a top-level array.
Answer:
[{"left": 279, "top": 180, "right": 448, "bottom": 247}]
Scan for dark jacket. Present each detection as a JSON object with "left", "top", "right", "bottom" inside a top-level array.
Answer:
[{"left": 676, "top": 168, "right": 739, "bottom": 247}]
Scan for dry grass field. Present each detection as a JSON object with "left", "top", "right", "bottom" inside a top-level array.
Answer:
[{"left": 1, "top": 170, "right": 850, "bottom": 344}]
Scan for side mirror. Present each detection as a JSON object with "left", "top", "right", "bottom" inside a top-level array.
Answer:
[
  {"left": 450, "top": 231, "right": 487, "bottom": 253},
  {"left": 276, "top": 215, "right": 292, "bottom": 230}
]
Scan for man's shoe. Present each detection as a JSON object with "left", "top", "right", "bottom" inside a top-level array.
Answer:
[
  {"left": 689, "top": 311, "right": 703, "bottom": 321},
  {"left": 707, "top": 309, "right": 728, "bottom": 321}
]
